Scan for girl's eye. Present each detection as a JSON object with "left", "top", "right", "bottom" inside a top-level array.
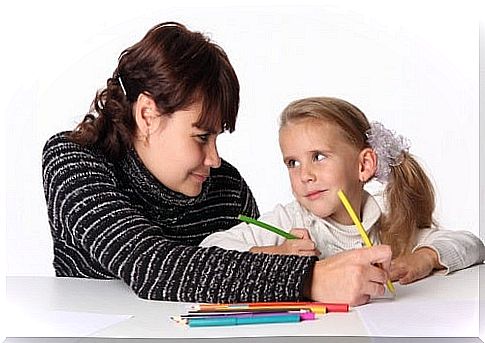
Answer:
[
  {"left": 314, "top": 153, "right": 326, "bottom": 162},
  {"left": 286, "top": 159, "right": 301, "bottom": 168}
]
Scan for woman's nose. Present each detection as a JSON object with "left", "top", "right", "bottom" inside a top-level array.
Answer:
[{"left": 205, "top": 142, "right": 221, "bottom": 168}]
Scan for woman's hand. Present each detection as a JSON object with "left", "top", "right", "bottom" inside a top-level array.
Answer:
[
  {"left": 306, "top": 245, "right": 392, "bottom": 306},
  {"left": 390, "top": 247, "right": 444, "bottom": 284},
  {"left": 249, "top": 228, "right": 320, "bottom": 257}
]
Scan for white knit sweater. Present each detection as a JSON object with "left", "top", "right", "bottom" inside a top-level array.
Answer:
[{"left": 200, "top": 192, "right": 485, "bottom": 273}]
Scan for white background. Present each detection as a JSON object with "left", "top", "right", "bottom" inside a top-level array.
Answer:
[{"left": 1, "top": 1, "right": 482, "bottom": 279}]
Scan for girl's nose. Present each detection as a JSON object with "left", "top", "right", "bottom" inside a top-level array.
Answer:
[{"left": 300, "top": 164, "right": 316, "bottom": 183}]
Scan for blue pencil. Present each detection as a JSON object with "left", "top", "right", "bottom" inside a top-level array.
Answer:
[{"left": 187, "top": 313, "right": 301, "bottom": 327}]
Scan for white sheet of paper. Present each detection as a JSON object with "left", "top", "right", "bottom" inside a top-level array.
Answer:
[
  {"left": 7, "top": 308, "right": 132, "bottom": 337},
  {"left": 354, "top": 299, "right": 479, "bottom": 337}
]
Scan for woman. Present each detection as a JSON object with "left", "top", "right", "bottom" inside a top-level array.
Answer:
[{"left": 42, "top": 22, "right": 391, "bottom": 305}]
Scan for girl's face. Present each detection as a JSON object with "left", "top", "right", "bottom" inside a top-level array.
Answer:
[
  {"left": 134, "top": 102, "right": 221, "bottom": 197},
  {"left": 279, "top": 118, "right": 364, "bottom": 224}
]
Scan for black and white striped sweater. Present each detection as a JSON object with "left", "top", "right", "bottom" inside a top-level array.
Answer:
[{"left": 42, "top": 132, "right": 317, "bottom": 303}]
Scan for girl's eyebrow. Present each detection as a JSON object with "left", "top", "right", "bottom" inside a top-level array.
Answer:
[{"left": 310, "top": 148, "right": 333, "bottom": 155}]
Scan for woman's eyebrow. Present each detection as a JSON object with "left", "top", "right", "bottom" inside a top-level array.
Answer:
[{"left": 191, "top": 124, "right": 222, "bottom": 134}]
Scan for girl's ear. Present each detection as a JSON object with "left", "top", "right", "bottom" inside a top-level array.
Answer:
[
  {"left": 358, "top": 148, "right": 377, "bottom": 183},
  {"left": 134, "top": 94, "right": 159, "bottom": 139}
]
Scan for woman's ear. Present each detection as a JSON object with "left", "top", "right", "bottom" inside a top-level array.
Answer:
[
  {"left": 358, "top": 148, "right": 377, "bottom": 183},
  {"left": 134, "top": 94, "right": 159, "bottom": 139}
]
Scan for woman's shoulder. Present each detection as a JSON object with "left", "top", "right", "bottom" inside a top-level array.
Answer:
[
  {"left": 44, "top": 131, "right": 101, "bottom": 156},
  {"left": 43, "top": 131, "right": 78, "bottom": 153},
  {"left": 42, "top": 131, "right": 113, "bottom": 170}
]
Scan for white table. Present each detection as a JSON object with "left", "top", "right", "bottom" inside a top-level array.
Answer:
[{"left": 5, "top": 265, "right": 484, "bottom": 342}]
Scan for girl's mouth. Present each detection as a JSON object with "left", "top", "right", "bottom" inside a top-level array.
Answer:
[{"left": 305, "top": 189, "right": 326, "bottom": 200}]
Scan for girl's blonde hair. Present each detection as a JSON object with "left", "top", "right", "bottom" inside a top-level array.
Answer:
[{"left": 280, "top": 97, "right": 436, "bottom": 257}]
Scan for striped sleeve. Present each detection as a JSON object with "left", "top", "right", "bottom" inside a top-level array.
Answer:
[
  {"left": 42, "top": 133, "right": 316, "bottom": 302},
  {"left": 239, "top": 175, "right": 260, "bottom": 219}
]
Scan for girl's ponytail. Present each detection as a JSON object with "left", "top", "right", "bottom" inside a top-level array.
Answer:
[
  {"left": 379, "top": 153, "right": 436, "bottom": 257},
  {"left": 366, "top": 121, "right": 436, "bottom": 257}
]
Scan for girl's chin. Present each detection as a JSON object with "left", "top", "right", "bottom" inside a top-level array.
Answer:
[{"left": 299, "top": 203, "right": 332, "bottom": 219}]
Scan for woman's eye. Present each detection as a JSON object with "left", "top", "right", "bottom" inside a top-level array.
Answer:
[
  {"left": 314, "top": 153, "right": 326, "bottom": 162},
  {"left": 196, "top": 134, "right": 210, "bottom": 143}
]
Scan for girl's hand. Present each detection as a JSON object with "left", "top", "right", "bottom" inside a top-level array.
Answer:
[
  {"left": 249, "top": 228, "right": 320, "bottom": 257},
  {"left": 390, "top": 247, "right": 444, "bottom": 284}
]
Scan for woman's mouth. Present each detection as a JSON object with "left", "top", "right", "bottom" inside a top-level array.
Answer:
[{"left": 192, "top": 173, "right": 209, "bottom": 183}]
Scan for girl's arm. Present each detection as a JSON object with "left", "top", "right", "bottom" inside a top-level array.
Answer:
[
  {"left": 42, "top": 133, "right": 317, "bottom": 303},
  {"left": 199, "top": 220, "right": 283, "bottom": 251},
  {"left": 413, "top": 227, "right": 485, "bottom": 273},
  {"left": 199, "top": 203, "right": 297, "bottom": 250},
  {"left": 200, "top": 203, "right": 320, "bottom": 256},
  {"left": 390, "top": 227, "right": 485, "bottom": 284}
]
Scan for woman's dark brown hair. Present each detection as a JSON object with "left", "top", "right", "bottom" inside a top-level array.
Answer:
[{"left": 69, "top": 22, "right": 239, "bottom": 160}]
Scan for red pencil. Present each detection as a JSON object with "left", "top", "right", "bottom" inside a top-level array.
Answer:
[{"left": 195, "top": 302, "right": 349, "bottom": 313}]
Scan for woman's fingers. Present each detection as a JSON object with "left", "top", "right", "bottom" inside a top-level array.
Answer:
[
  {"left": 309, "top": 245, "right": 392, "bottom": 306},
  {"left": 364, "top": 245, "right": 392, "bottom": 271},
  {"left": 367, "top": 263, "right": 389, "bottom": 285}
]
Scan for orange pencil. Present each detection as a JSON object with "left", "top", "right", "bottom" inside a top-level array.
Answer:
[{"left": 241, "top": 302, "right": 349, "bottom": 312}]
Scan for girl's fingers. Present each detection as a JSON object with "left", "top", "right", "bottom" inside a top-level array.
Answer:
[
  {"left": 390, "top": 263, "right": 408, "bottom": 281},
  {"left": 287, "top": 240, "right": 315, "bottom": 251},
  {"left": 399, "top": 272, "right": 414, "bottom": 285},
  {"left": 297, "top": 250, "right": 320, "bottom": 256},
  {"left": 289, "top": 228, "right": 310, "bottom": 239}
]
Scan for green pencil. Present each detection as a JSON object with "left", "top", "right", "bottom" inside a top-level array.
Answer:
[{"left": 237, "top": 215, "right": 299, "bottom": 240}]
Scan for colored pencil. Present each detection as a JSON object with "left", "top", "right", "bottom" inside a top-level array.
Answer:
[
  {"left": 237, "top": 215, "right": 299, "bottom": 239},
  {"left": 176, "top": 310, "right": 312, "bottom": 319},
  {"left": 337, "top": 189, "right": 396, "bottom": 294},
  {"left": 178, "top": 312, "right": 314, "bottom": 327},
  {"left": 191, "top": 305, "right": 326, "bottom": 314},
  {"left": 193, "top": 301, "right": 348, "bottom": 313}
]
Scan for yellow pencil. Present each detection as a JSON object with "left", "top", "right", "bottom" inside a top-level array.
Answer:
[{"left": 337, "top": 189, "right": 396, "bottom": 294}]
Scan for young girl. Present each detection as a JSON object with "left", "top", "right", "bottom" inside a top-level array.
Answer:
[{"left": 200, "top": 97, "right": 485, "bottom": 284}]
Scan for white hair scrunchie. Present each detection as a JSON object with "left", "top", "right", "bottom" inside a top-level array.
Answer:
[{"left": 366, "top": 121, "right": 410, "bottom": 183}]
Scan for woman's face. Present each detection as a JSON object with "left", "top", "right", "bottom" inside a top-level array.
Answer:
[{"left": 134, "top": 102, "right": 221, "bottom": 197}]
